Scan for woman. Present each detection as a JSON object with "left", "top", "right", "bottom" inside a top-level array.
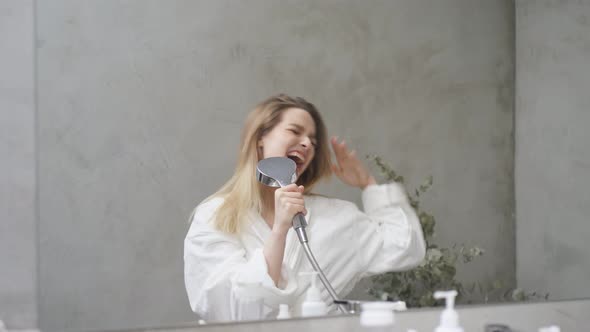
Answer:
[{"left": 184, "top": 94, "right": 426, "bottom": 321}]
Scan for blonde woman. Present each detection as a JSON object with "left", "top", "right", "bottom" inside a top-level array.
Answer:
[{"left": 184, "top": 94, "right": 426, "bottom": 321}]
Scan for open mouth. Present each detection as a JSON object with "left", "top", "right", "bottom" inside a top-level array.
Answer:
[{"left": 287, "top": 152, "right": 305, "bottom": 171}]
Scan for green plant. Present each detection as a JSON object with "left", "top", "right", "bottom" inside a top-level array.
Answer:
[
  {"left": 366, "top": 155, "right": 548, "bottom": 307},
  {"left": 463, "top": 280, "right": 549, "bottom": 304},
  {"left": 366, "top": 155, "right": 484, "bottom": 307}
]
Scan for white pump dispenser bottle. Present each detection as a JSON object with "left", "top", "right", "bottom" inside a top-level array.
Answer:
[
  {"left": 299, "top": 271, "right": 328, "bottom": 317},
  {"left": 276, "top": 304, "right": 291, "bottom": 319},
  {"left": 433, "top": 290, "right": 464, "bottom": 332}
]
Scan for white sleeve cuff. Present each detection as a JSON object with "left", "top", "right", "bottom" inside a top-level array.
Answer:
[{"left": 361, "top": 182, "right": 408, "bottom": 213}]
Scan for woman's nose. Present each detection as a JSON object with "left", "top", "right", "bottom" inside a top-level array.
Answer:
[{"left": 300, "top": 136, "right": 312, "bottom": 149}]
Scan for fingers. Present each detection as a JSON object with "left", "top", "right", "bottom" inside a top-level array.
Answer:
[
  {"left": 331, "top": 136, "right": 348, "bottom": 160},
  {"left": 276, "top": 198, "right": 307, "bottom": 217},
  {"left": 279, "top": 191, "right": 304, "bottom": 198},
  {"left": 331, "top": 137, "right": 345, "bottom": 175},
  {"left": 275, "top": 190, "right": 305, "bottom": 203},
  {"left": 331, "top": 136, "right": 358, "bottom": 158},
  {"left": 279, "top": 184, "right": 304, "bottom": 193},
  {"left": 331, "top": 136, "right": 360, "bottom": 168},
  {"left": 275, "top": 185, "right": 307, "bottom": 216},
  {"left": 280, "top": 200, "right": 307, "bottom": 216},
  {"left": 331, "top": 163, "right": 342, "bottom": 176}
]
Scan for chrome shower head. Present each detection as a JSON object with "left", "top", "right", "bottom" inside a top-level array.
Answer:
[{"left": 256, "top": 157, "right": 297, "bottom": 188}]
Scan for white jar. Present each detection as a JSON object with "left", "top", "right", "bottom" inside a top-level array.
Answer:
[{"left": 360, "top": 301, "right": 396, "bottom": 331}]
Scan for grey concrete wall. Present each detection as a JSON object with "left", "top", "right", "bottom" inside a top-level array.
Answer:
[
  {"left": 35, "top": 1, "right": 514, "bottom": 331},
  {"left": 516, "top": 0, "right": 590, "bottom": 300},
  {"left": 0, "top": 0, "right": 37, "bottom": 329}
]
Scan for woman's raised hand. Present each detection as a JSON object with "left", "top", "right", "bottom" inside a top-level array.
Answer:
[{"left": 330, "top": 136, "right": 377, "bottom": 189}]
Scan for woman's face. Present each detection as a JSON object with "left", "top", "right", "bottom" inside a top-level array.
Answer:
[{"left": 258, "top": 108, "right": 317, "bottom": 178}]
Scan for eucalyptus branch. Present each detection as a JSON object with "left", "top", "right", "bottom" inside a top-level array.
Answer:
[{"left": 365, "top": 155, "right": 546, "bottom": 307}]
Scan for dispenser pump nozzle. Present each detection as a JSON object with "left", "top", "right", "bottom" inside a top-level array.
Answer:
[
  {"left": 433, "top": 290, "right": 463, "bottom": 332},
  {"left": 299, "top": 271, "right": 327, "bottom": 317},
  {"left": 434, "top": 290, "right": 457, "bottom": 310}
]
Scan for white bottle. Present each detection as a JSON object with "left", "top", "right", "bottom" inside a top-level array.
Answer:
[
  {"left": 231, "top": 281, "right": 264, "bottom": 321},
  {"left": 276, "top": 304, "right": 291, "bottom": 319},
  {"left": 360, "top": 301, "right": 396, "bottom": 331},
  {"left": 392, "top": 300, "right": 407, "bottom": 311},
  {"left": 433, "top": 290, "right": 464, "bottom": 332},
  {"left": 299, "top": 271, "right": 327, "bottom": 317}
]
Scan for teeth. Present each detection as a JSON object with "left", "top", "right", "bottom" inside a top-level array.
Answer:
[{"left": 288, "top": 153, "right": 303, "bottom": 164}]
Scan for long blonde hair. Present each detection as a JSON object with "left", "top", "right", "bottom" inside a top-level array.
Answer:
[{"left": 197, "top": 94, "right": 332, "bottom": 234}]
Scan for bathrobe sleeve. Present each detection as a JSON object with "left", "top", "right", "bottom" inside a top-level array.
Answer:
[
  {"left": 184, "top": 199, "right": 297, "bottom": 321},
  {"left": 356, "top": 183, "right": 426, "bottom": 278}
]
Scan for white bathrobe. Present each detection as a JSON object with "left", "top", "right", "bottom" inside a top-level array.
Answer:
[{"left": 184, "top": 183, "right": 426, "bottom": 321}]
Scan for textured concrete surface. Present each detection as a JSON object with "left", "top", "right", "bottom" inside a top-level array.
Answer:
[
  {"left": 0, "top": 0, "right": 37, "bottom": 329},
  {"left": 0, "top": 0, "right": 515, "bottom": 331},
  {"left": 0, "top": 1, "right": 582, "bottom": 331},
  {"left": 516, "top": 0, "right": 590, "bottom": 300}
]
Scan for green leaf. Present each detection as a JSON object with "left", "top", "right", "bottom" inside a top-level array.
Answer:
[{"left": 366, "top": 155, "right": 550, "bottom": 308}]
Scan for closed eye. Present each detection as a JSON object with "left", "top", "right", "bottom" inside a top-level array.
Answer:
[{"left": 288, "top": 125, "right": 317, "bottom": 148}]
